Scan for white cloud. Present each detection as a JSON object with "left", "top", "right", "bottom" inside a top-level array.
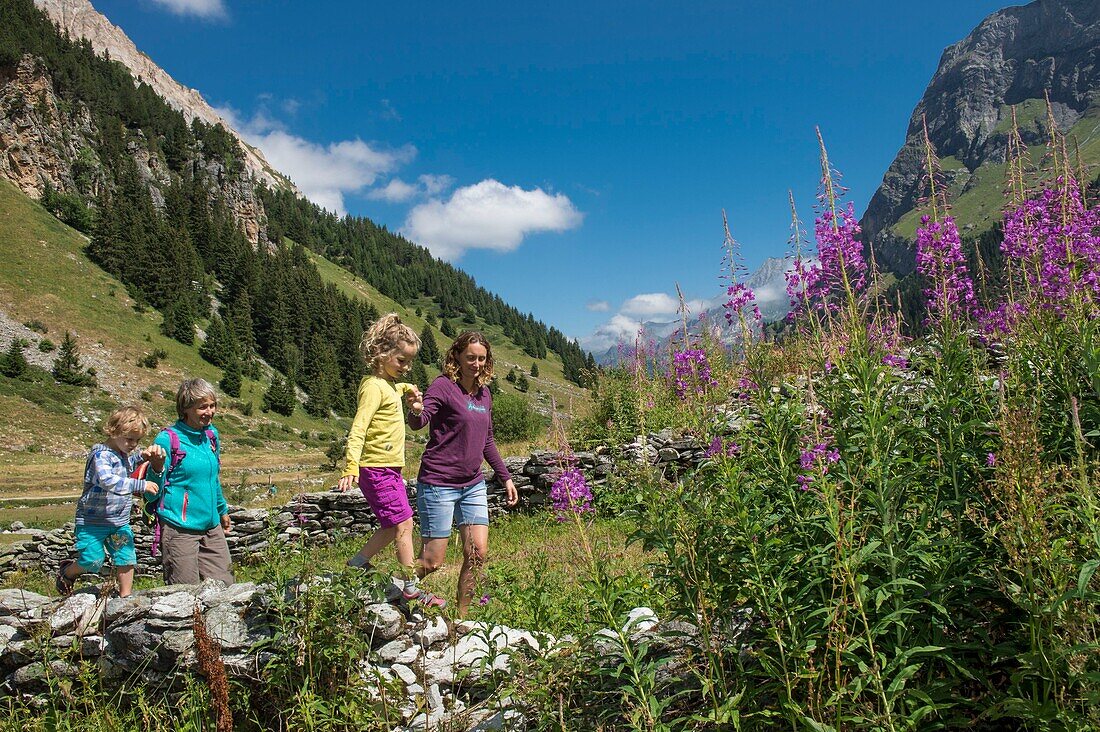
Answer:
[
  {"left": 366, "top": 179, "right": 419, "bottom": 203},
  {"left": 217, "top": 105, "right": 415, "bottom": 215},
  {"left": 620, "top": 292, "right": 708, "bottom": 318},
  {"left": 148, "top": 0, "right": 227, "bottom": 19},
  {"left": 366, "top": 174, "right": 455, "bottom": 203},
  {"left": 401, "top": 180, "right": 583, "bottom": 260},
  {"left": 586, "top": 300, "right": 611, "bottom": 312},
  {"left": 418, "top": 174, "right": 454, "bottom": 196},
  {"left": 580, "top": 314, "right": 643, "bottom": 352}
]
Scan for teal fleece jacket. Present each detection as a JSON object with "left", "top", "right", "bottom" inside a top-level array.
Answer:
[{"left": 147, "top": 421, "right": 228, "bottom": 531}]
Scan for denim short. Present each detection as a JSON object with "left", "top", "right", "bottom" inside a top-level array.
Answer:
[
  {"left": 416, "top": 480, "right": 490, "bottom": 538},
  {"left": 74, "top": 523, "right": 136, "bottom": 572}
]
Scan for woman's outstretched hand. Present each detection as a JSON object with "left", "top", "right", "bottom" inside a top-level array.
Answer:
[{"left": 337, "top": 475, "right": 357, "bottom": 492}]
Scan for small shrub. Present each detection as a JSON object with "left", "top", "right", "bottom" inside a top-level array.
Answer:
[
  {"left": 37, "top": 339, "right": 55, "bottom": 352},
  {"left": 492, "top": 391, "right": 545, "bottom": 442},
  {"left": 22, "top": 320, "right": 47, "bottom": 334}
]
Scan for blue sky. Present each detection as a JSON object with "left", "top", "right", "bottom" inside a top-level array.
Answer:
[{"left": 92, "top": 0, "right": 1011, "bottom": 350}]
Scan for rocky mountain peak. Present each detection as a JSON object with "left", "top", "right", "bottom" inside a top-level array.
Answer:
[
  {"left": 861, "top": 0, "right": 1100, "bottom": 275},
  {"left": 33, "top": 0, "right": 294, "bottom": 194}
]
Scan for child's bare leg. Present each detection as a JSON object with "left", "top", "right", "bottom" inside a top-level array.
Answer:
[
  {"left": 115, "top": 566, "right": 135, "bottom": 597},
  {"left": 392, "top": 518, "right": 415, "bottom": 579},
  {"left": 63, "top": 561, "right": 88, "bottom": 580},
  {"left": 348, "top": 525, "right": 397, "bottom": 567}
]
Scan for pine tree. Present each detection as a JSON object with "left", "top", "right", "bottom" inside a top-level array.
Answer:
[
  {"left": 515, "top": 372, "right": 530, "bottom": 393},
  {"left": 200, "top": 315, "right": 237, "bottom": 367},
  {"left": 263, "top": 373, "right": 296, "bottom": 416},
  {"left": 219, "top": 351, "right": 243, "bottom": 398},
  {"left": 161, "top": 293, "right": 196, "bottom": 345},
  {"left": 1, "top": 339, "right": 29, "bottom": 378},
  {"left": 505, "top": 367, "right": 517, "bottom": 383},
  {"left": 418, "top": 325, "right": 440, "bottom": 367},
  {"left": 530, "top": 362, "right": 539, "bottom": 378},
  {"left": 52, "top": 332, "right": 95, "bottom": 386},
  {"left": 440, "top": 318, "right": 455, "bottom": 338},
  {"left": 409, "top": 360, "right": 430, "bottom": 393}
]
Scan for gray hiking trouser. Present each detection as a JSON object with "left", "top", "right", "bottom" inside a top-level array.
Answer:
[{"left": 160, "top": 522, "right": 234, "bottom": 586}]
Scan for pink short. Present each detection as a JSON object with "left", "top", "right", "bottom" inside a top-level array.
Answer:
[{"left": 358, "top": 467, "right": 413, "bottom": 528}]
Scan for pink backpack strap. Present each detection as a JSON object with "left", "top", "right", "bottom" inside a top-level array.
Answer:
[{"left": 150, "top": 427, "right": 185, "bottom": 558}]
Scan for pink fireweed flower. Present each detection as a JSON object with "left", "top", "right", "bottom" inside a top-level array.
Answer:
[
  {"left": 671, "top": 348, "right": 718, "bottom": 399},
  {"left": 706, "top": 436, "right": 741, "bottom": 458},
  {"left": 868, "top": 317, "right": 908, "bottom": 369},
  {"left": 550, "top": 467, "right": 594, "bottom": 522},
  {"left": 802, "top": 201, "right": 867, "bottom": 312},
  {"left": 986, "top": 452, "right": 996, "bottom": 468},
  {"left": 798, "top": 439, "right": 839, "bottom": 490},
  {"left": 1000, "top": 176, "right": 1100, "bottom": 316},
  {"left": 916, "top": 214, "right": 978, "bottom": 324},
  {"left": 725, "top": 282, "right": 761, "bottom": 327}
]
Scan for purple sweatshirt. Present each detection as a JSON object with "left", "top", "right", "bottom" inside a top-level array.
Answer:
[{"left": 408, "top": 376, "right": 512, "bottom": 487}]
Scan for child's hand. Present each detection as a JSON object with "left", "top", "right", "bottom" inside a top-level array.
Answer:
[
  {"left": 144, "top": 481, "right": 160, "bottom": 495},
  {"left": 337, "top": 475, "right": 357, "bottom": 492},
  {"left": 142, "top": 444, "right": 167, "bottom": 472},
  {"left": 404, "top": 387, "right": 423, "bottom": 415}
]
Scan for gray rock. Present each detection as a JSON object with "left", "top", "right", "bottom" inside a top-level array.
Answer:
[
  {"left": 412, "top": 616, "right": 449, "bottom": 648},
  {"left": 375, "top": 638, "right": 412, "bottom": 664},
  {"left": 364, "top": 603, "right": 405, "bottom": 645},
  {"left": 0, "top": 588, "right": 51, "bottom": 616}
]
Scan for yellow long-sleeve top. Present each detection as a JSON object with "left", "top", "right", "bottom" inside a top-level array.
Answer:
[{"left": 342, "top": 376, "right": 413, "bottom": 476}]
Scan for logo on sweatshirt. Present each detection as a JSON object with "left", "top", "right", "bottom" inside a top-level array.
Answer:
[{"left": 466, "top": 401, "right": 487, "bottom": 414}]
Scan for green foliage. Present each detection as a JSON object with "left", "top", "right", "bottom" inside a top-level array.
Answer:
[
  {"left": 530, "top": 362, "right": 539, "bottom": 378},
  {"left": 491, "top": 390, "right": 545, "bottom": 442},
  {"left": 40, "top": 183, "right": 93, "bottom": 233},
  {"left": 514, "top": 371, "right": 530, "bottom": 393},
  {"left": 22, "top": 319, "right": 47, "bottom": 334},
  {"left": 407, "top": 360, "right": 429, "bottom": 392},
  {"left": 36, "top": 339, "right": 54, "bottom": 352},
  {"left": 50, "top": 331, "right": 95, "bottom": 386},
  {"left": 198, "top": 315, "right": 236, "bottom": 367},
  {"left": 219, "top": 352, "right": 242, "bottom": 398},
  {"left": 1, "top": 339, "right": 29, "bottom": 378},
  {"left": 262, "top": 373, "right": 296, "bottom": 417},
  {"left": 137, "top": 348, "right": 168, "bottom": 369},
  {"left": 417, "top": 324, "right": 440, "bottom": 366}
]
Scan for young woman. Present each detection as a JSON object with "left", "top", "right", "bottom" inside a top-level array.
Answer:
[{"left": 407, "top": 331, "right": 518, "bottom": 616}]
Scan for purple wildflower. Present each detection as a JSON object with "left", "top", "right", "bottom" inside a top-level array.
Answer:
[
  {"left": 479, "top": 594, "right": 490, "bottom": 606},
  {"left": 550, "top": 468, "right": 594, "bottom": 522},
  {"left": 672, "top": 348, "right": 719, "bottom": 399},
  {"left": 916, "top": 214, "right": 978, "bottom": 324},
  {"left": 997, "top": 176, "right": 1100, "bottom": 323},
  {"left": 798, "top": 438, "right": 839, "bottom": 490},
  {"left": 986, "top": 452, "right": 996, "bottom": 468},
  {"left": 706, "top": 436, "right": 741, "bottom": 458}
]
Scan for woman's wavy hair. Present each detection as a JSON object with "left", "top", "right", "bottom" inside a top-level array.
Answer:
[
  {"left": 443, "top": 331, "right": 494, "bottom": 388},
  {"left": 359, "top": 313, "right": 421, "bottom": 375}
]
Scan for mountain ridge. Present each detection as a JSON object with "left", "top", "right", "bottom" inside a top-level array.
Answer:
[{"left": 861, "top": 0, "right": 1100, "bottom": 275}]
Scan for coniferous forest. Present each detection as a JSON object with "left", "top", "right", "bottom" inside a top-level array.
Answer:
[{"left": 0, "top": 0, "right": 593, "bottom": 420}]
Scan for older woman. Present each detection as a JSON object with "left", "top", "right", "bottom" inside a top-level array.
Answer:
[
  {"left": 407, "top": 331, "right": 518, "bottom": 616},
  {"left": 147, "top": 378, "right": 234, "bottom": 585}
]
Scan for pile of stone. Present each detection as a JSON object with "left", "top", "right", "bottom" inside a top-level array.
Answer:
[{"left": 0, "top": 576, "right": 728, "bottom": 731}]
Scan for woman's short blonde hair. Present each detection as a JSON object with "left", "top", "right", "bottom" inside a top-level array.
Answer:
[
  {"left": 104, "top": 405, "right": 150, "bottom": 437},
  {"left": 359, "top": 313, "right": 421, "bottom": 375},
  {"left": 442, "top": 331, "right": 494, "bottom": 388},
  {"left": 175, "top": 378, "right": 218, "bottom": 419}
]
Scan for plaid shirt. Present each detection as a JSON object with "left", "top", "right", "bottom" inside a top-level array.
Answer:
[{"left": 75, "top": 444, "right": 147, "bottom": 527}]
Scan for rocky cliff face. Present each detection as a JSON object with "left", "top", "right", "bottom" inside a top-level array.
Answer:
[
  {"left": 33, "top": 0, "right": 292, "bottom": 195},
  {"left": 0, "top": 56, "right": 100, "bottom": 201},
  {"left": 862, "top": 0, "right": 1100, "bottom": 275}
]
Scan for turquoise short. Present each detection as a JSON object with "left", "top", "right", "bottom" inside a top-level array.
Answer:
[
  {"left": 74, "top": 524, "right": 136, "bottom": 572},
  {"left": 416, "top": 480, "right": 490, "bottom": 538}
]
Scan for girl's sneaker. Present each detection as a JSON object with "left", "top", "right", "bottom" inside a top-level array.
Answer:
[
  {"left": 56, "top": 560, "right": 75, "bottom": 596},
  {"left": 402, "top": 588, "right": 446, "bottom": 608}
]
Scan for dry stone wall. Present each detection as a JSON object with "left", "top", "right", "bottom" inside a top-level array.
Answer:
[{"left": 1, "top": 431, "right": 704, "bottom": 586}]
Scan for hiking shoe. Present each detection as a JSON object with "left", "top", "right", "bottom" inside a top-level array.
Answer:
[
  {"left": 56, "top": 559, "right": 76, "bottom": 596},
  {"left": 346, "top": 556, "right": 374, "bottom": 572},
  {"left": 402, "top": 588, "right": 446, "bottom": 608}
]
